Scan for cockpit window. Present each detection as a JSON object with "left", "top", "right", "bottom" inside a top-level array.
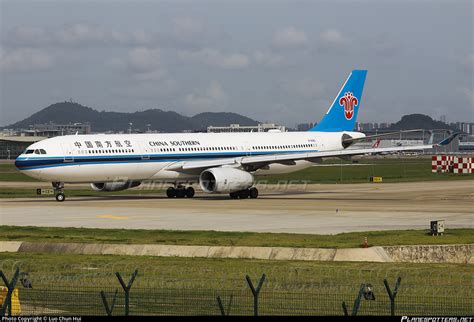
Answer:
[
  {"left": 25, "top": 149, "right": 34, "bottom": 154},
  {"left": 40, "top": 149, "right": 47, "bottom": 154},
  {"left": 34, "top": 149, "right": 41, "bottom": 154}
]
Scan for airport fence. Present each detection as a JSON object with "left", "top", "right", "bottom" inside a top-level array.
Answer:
[{"left": 0, "top": 261, "right": 472, "bottom": 316}]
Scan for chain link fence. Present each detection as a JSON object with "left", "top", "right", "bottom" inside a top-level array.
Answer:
[{"left": 1, "top": 260, "right": 472, "bottom": 316}]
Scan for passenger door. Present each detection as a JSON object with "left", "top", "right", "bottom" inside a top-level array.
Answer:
[
  {"left": 138, "top": 141, "right": 150, "bottom": 160},
  {"left": 61, "top": 142, "right": 74, "bottom": 163}
]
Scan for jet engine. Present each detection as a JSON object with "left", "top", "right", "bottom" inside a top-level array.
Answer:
[
  {"left": 199, "top": 167, "right": 254, "bottom": 193},
  {"left": 91, "top": 181, "right": 141, "bottom": 192}
]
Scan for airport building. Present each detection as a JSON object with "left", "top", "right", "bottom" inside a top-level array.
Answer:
[
  {"left": 459, "top": 135, "right": 474, "bottom": 152},
  {"left": 207, "top": 123, "right": 287, "bottom": 133},
  {"left": 22, "top": 122, "right": 91, "bottom": 137},
  {"left": 0, "top": 135, "right": 47, "bottom": 159}
]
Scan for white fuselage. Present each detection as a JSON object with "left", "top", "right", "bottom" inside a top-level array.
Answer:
[{"left": 15, "top": 131, "right": 364, "bottom": 183}]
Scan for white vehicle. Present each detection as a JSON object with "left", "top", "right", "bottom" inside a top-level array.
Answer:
[{"left": 15, "top": 70, "right": 455, "bottom": 201}]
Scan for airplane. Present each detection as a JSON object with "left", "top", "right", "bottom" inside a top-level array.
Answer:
[{"left": 14, "top": 70, "right": 457, "bottom": 201}]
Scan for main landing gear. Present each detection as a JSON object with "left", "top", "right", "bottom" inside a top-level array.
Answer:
[
  {"left": 166, "top": 185, "right": 195, "bottom": 198},
  {"left": 52, "top": 182, "right": 66, "bottom": 202},
  {"left": 229, "top": 187, "right": 258, "bottom": 199}
]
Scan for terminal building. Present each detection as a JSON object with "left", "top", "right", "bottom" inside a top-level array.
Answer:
[
  {"left": 0, "top": 136, "right": 47, "bottom": 159},
  {"left": 0, "top": 122, "right": 91, "bottom": 159}
]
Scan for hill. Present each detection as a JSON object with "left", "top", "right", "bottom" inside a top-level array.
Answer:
[
  {"left": 388, "top": 114, "right": 454, "bottom": 130},
  {"left": 5, "top": 102, "right": 259, "bottom": 132}
]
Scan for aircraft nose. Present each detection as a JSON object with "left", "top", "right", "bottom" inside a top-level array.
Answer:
[
  {"left": 14, "top": 156, "right": 25, "bottom": 171},
  {"left": 14, "top": 158, "right": 21, "bottom": 170}
]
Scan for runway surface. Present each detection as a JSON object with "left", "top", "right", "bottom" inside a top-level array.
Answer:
[{"left": 1, "top": 181, "right": 473, "bottom": 234}]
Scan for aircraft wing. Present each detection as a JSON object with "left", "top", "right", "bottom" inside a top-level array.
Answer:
[
  {"left": 341, "top": 129, "right": 424, "bottom": 146},
  {"left": 166, "top": 133, "right": 458, "bottom": 173}
]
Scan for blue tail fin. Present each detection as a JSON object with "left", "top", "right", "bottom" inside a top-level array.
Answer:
[{"left": 310, "top": 70, "right": 367, "bottom": 132}]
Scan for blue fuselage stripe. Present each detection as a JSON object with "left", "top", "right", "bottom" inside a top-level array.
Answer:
[{"left": 15, "top": 150, "right": 316, "bottom": 170}]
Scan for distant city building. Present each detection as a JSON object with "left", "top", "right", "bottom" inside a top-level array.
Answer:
[
  {"left": 296, "top": 123, "right": 315, "bottom": 131},
  {"left": 207, "top": 123, "right": 286, "bottom": 133},
  {"left": 378, "top": 122, "right": 392, "bottom": 129},
  {"left": 355, "top": 122, "right": 393, "bottom": 131},
  {"left": 449, "top": 122, "right": 474, "bottom": 135},
  {"left": 22, "top": 122, "right": 91, "bottom": 137}
]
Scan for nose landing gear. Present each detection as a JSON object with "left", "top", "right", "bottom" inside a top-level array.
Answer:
[
  {"left": 52, "top": 182, "right": 66, "bottom": 202},
  {"left": 55, "top": 192, "right": 65, "bottom": 202}
]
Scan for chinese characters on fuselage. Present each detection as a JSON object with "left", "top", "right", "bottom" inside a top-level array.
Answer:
[{"left": 74, "top": 140, "right": 133, "bottom": 149}]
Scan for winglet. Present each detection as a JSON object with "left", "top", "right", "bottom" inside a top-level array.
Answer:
[{"left": 437, "top": 132, "right": 459, "bottom": 146}]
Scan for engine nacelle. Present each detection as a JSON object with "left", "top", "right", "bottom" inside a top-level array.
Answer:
[
  {"left": 341, "top": 132, "right": 366, "bottom": 149},
  {"left": 199, "top": 168, "right": 254, "bottom": 193},
  {"left": 91, "top": 181, "right": 141, "bottom": 192}
]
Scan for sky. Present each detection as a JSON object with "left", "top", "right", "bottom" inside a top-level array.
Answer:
[{"left": 0, "top": 0, "right": 473, "bottom": 128}]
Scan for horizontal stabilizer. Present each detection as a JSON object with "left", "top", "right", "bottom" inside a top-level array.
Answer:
[
  {"left": 342, "top": 129, "right": 424, "bottom": 146},
  {"left": 437, "top": 132, "right": 459, "bottom": 146}
]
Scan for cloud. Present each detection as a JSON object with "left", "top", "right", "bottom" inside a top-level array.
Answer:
[
  {"left": 462, "top": 53, "right": 474, "bottom": 70},
  {"left": 108, "top": 47, "right": 166, "bottom": 81},
  {"left": 272, "top": 27, "right": 308, "bottom": 49},
  {"left": 319, "top": 29, "right": 348, "bottom": 47},
  {"left": 4, "top": 26, "right": 50, "bottom": 46},
  {"left": 118, "top": 78, "right": 178, "bottom": 99},
  {"left": 4, "top": 24, "right": 155, "bottom": 47},
  {"left": 0, "top": 48, "right": 54, "bottom": 72},
  {"left": 253, "top": 50, "right": 285, "bottom": 67},
  {"left": 127, "top": 47, "right": 162, "bottom": 72},
  {"left": 178, "top": 48, "right": 249, "bottom": 69},
  {"left": 281, "top": 78, "right": 326, "bottom": 99},
  {"left": 459, "top": 87, "right": 474, "bottom": 107},
  {"left": 184, "top": 81, "right": 229, "bottom": 112},
  {"left": 173, "top": 17, "right": 204, "bottom": 41}
]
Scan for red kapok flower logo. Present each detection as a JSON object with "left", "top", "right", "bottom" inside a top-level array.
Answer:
[{"left": 339, "top": 92, "right": 358, "bottom": 120}]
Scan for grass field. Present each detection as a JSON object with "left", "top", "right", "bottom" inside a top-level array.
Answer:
[
  {"left": 0, "top": 252, "right": 472, "bottom": 315},
  {"left": 0, "top": 163, "right": 39, "bottom": 182},
  {"left": 1, "top": 226, "right": 472, "bottom": 248},
  {"left": 1, "top": 225, "right": 472, "bottom": 315}
]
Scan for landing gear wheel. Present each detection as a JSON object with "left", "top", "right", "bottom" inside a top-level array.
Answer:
[
  {"left": 55, "top": 192, "right": 65, "bottom": 202},
  {"left": 185, "top": 187, "right": 195, "bottom": 198},
  {"left": 249, "top": 187, "right": 259, "bottom": 199},
  {"left": 166, "top": 187, "right": 176, "bottom": 198},
  {"left": 229, "top": 192, "right": 238, "bottom": 199},
  {"left": 175, "top": 187, "right": 186, "bottom": 198},
  {"left": 238, "top": 189, "right": 249, "bottom": 199}
]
